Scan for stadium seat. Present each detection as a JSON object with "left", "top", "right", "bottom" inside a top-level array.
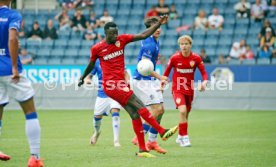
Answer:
[
  {"left": 75, "top": 58, "right": 89, "bottom": 65},
  {"left": 168, "top": 20, "right": 181, "bottom": 29},
  {"left": 64, "top": 49, "right": 79, "bottom": 58},
  {"left": 62, "top": 58, "right": 75, "bottom": 65},
  {"left": 257, "top": 58, "right": 270, "bottom": 65},
  {"left": 67, "top": 40, "right": 81, "bottom": 49},
  {"left": 272, "top": 58, "right": 276, "bottom": 64},
  {"left": 205, "top": 48, "right": 216, "bottom": 57},
  {"left": 242, "top": 59, "right": 256, "bottom": 65},
  {"left": 216, "top": 47, "right": 230, "bottom": 56},
  {"left": 54, "top": 39, "right": 68, "bottom": 49},
  {"left": 51, "top": 49, "right": 64, "bottom": 57},
  {"left": 78, "top": 49, "right": 90, "bottom": 58},
  {"left": 41, "top": 40, "right": 53, "bottom": 49},
  {"left": 19, "top": 38, "right": 27, "bottom": 48},
  {"left": 48, "top": 58, "right": 62, "bottom": 65},
  {"left": 34, "top": 57, "right": 48, "bottom": 65},
  {"left": 26, "top": 40, "right": 41, "bottom": 49},
  {"left": 37, "top": 49, "right": 50, "bottom": 58},
  {"left": 228, "top": 59, "right": 241, "bottom": 65},
  {"left": 146, "top": 0, "right": 158, "bottom": 6}
]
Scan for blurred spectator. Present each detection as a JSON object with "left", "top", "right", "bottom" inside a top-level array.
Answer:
[
  {"left": 234, "top": 0, "right": 251, "bottom": 18},
  {"left": 259, "top": 45, "right": 272, "bottom": 58},
  {"left": 44, "top": 19, "right": 58, "bottom": 40},
  {"left": 71, "top": 9, "right": 87, "bottom": 32},
  {"left": 96, "top": 20, "right": 105, "bottom": 41},
  {"left": 260, "top": 27, "right": 275, "bottom": 50},
  {"left": 267, "top": 0, "right": 276, "bottom": 17},
  {"left": 194, "top": 10, "right": 208, "bottom": 30},
  {"left": 258, "top": 19, "right": 275, "bottom": 40},
  {"left": 199, "top": 48, "right": 211, "bottom": 64},
  {"left": 62, "top": 0, "right": 75, "bottom": 9},
  {"left": 145, "top": 5, "right": 158, "bottom": 18},
  {"left": 208, "top": 8, "right": 224, "bottom": 31},
  {"left": 73, "top": 0, "right": 94, "bottom": 10},
  {"left": 251, "top": 0, "right": 265, "bottom": 22},
  {"left": 28, "top": 21, "right": 43, "bottom": 42},
  {"left": 83, "top": 25, "right": 97, "bottom": 41},
  {"left": 19, "top": 19, "right": 29, "bottom": 38},
  {"left": 86, "top": 12, "right": 98, "bottom": 28},
  {"left": 218, "top": 54, "right": 226, "bottom": 64},
  {"left": 228, "top": 39, "right": 247, "bottom": 61},
  {"left": 100, "top": 9, "right": 113, "bottom": 23},
  {"left": 156, "top": 0, "right": 170, "bottom": 16},
  {"left": 169, "top": 4, "right": 178, "bottom": 20},
  {"left": 55, "top": 9, "right": 71, "bottom": 31},
  {"left": 244, "top": 45, "right": 255, "bottom": 59},
  {"left": 19, "top": 48, "right": 33, "bottom": 65}
]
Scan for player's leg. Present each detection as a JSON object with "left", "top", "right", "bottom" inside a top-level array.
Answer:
[
  {"left": 90, "top": 97, "right": 109, "bottom": 145},
  {"left": 10, "top": 73, "right": 43, "bottom": 166},
  {"left": 110, "top": 99, "right": 121, "bottom": 147},
  {"left": 0, "top": 79, "right": 9, "bottom": 136}
]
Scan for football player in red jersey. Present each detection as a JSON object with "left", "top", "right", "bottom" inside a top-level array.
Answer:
[
  {"left": 163, "top": 35, "right": 208, "bottom": 147},
  {"left": 78, "top": 15, "right": 178, "bottom": 158}
]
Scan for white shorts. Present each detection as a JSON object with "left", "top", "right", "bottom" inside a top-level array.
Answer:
[
  {"left": 94, "top": 97, "right": 121, "bottom": 116},
  {"left": 133, "top": 79, "right": 163, "bottom": 106},
  {"left": 0, "top": 71, "right": 35, "bottom": 105}
]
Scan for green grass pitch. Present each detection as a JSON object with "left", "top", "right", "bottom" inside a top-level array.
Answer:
[{"left": 1, "top": 110, "right": 276, "bottom": 167}]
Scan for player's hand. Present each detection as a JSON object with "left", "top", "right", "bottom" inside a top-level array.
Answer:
[
  {"left": 159, "top": 75, "right": 168, "bottom": 82},
  {"left": 159, "top": 15, "right": 169, "bottom": 25},
  {"left": 11, "top": 67, "right": 20, "bottom": 83},
  {"left": 199, "top": 80, "right": 208, "bottom": 92},
  {"left": 78, "top": 78, "right": 84, "bottom": 87}
]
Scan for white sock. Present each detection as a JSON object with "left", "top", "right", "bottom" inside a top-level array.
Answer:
[
  {"left": 148, "top": 128, "right": 158, "bottom": 142},
  {"left": 93, "top": 117, "right": 102, "bottom": 133},
  {"left": 26, "top": 118, "right": 41, "bottom": 159},
  {"left": 112, "top": 113, "right": 120, "bottom": 142}
]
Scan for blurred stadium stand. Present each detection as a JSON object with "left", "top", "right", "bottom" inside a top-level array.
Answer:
[{"left": 18, "top": 0, "right": 275, "bottom": 65}]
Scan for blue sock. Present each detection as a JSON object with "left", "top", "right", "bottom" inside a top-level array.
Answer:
[
  {"left": 93, "top": 117, "right": 102, "bottom": 133},
  {"left": 143, "top": 123, "right": 150, "bottom": 134},
  {"left": 112, "top": 112, "right": 119, "bottom": 117},
  {"left": 25, "top": 112, "right": 38, "bottom": 120}
]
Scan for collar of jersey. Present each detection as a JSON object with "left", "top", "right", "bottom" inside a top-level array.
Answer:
[{"left": 0, "top": 6, "right": 8, "bottom": 8}]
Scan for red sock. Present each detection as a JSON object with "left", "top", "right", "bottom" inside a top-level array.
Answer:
[
  {"left": 132, "top": 118, "right": 147, "bottom": 151},
  {"left": 179, "top": 122, "right": 188, "bottom": 136},
  {"left": 138, "top": 108, "right": 166, "bottom": 135}
]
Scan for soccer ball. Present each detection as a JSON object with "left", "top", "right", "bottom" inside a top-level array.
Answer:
[{"left": 137, "top": 59, "right": 154, "bottom": 76}]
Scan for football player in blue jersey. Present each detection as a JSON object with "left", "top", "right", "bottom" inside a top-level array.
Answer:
[
  {"left": 85, "top": 59, "right": 130, "bottom": 147},
  {"left": 132, "top": 16, "right": 169, "bottom": 154},
  {"left": 0, "top": 0, "right": 43, "bottom": 166}
]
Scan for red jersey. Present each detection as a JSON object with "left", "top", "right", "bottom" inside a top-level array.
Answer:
[
  {"left": 90, "top": 34, "right": 134, "bottom": 82},
  {"left": 163, "top": 51, "right": 208, "bottom": 95}
]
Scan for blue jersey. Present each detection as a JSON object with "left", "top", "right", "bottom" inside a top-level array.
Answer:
[
  {"left": 91, "top": 59, "right": 107, "bottom": 98},
  {"left": 0, "top": 6, "right": 22, "bottom": 76},
  {"left": 133, "top": 36, "right": 160, "bottom": 80}
]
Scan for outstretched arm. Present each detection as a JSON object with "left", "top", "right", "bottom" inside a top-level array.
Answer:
[
  {"left": 132, "top": 15, "right": 168, "bottom": 42},
  {"left": 78, "top": 61, "right": 96, "bottom": 87}
]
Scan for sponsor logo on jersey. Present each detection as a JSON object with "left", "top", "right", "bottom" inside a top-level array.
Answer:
[
  {"left": 0, "top": 49, "right": 5, "bottom": 56},
  {"left": 103, "top": 50, "right": 124, "bottom": 60},
  {"left": 176, "top": 98, "right": 181, "bottom": 104},
  {"left": 0, "top": 18, "right": 8, "bottom": 22},
  {"left": 190, "top": 61, "right": 195, "bottom": 67},
  {"left": 176, "top": 68, "right": 193, "bottom": 74},
  {"left": 115, "top": 41, "right": 120, "bottom": 47},
  {"left": 177, "top": 63, "right": 182, "bottom": 66}
]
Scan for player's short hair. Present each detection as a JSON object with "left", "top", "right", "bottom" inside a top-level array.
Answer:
[
  {"left": 144, "top": 16, "right": 159, "bottom": 28},
  {"left": 104, "top": 22, "right": 118, "bottom": 32},
  {"left": 177, "top": 35, "right": 193, "bottom": 45}
]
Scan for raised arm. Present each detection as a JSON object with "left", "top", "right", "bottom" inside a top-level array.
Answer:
[{"left": 132, "top": 15, "right": 168, "bottom": 42}]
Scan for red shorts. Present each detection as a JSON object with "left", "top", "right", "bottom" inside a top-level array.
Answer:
[
  {"left": 172, "top": 92, "right": 194, "bottom": 112},
  {"left": 103, "top": 81, "right": 133, "bottom": 107}
]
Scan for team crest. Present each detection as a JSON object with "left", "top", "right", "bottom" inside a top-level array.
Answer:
[
  {"left": 115, "top": 41, "right": 120, "bottom": 47},
  {"left": 190, "top": 61, "right": 195, "bottom": 67},
  {"left": 176, "top": 98, "right": 181, "bottom": 104}
]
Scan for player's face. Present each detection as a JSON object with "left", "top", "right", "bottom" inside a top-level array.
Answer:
[
  {"left": 105, "top": 29, "right": 118, "bottom": 44},
  {"left": 153, "top": 27, "right": 161, "bottom": 39},
  {"left": 179, "top": 39, "right": 191, "bottom": 53}
]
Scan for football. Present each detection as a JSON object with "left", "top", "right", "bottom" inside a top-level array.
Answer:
[{"left": 137, "top": 59, "right": 154, "bottom": 76}]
